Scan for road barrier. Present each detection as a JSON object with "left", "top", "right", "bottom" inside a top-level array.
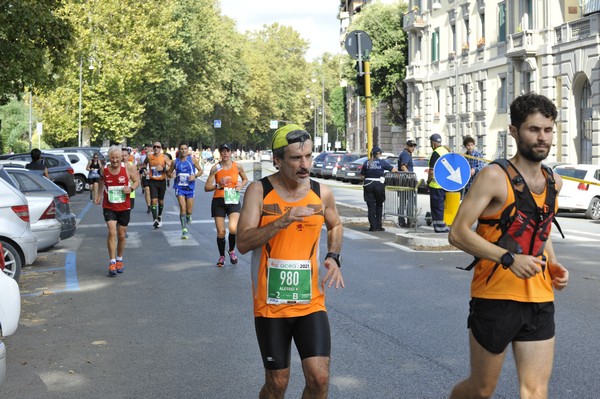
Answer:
[{"left": 384, "top": 172, "right": 419, "bottom": 229}]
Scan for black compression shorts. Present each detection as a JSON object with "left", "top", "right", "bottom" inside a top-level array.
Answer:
[
  {"left": 254, "top": 311, "right": 331, "bottom": 370},
  {"left": 468, "top": 298, "right": 555, "bottom": 354},
  {"left": 149, "top": 179, "right": 167, "bottom": 200}
]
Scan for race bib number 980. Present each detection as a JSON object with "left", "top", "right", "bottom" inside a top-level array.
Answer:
[{"left": 266, "top": 258, "right": 312, "bottom": 304}]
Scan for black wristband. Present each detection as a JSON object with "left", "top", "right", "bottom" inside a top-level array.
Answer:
[{"left": 325, "top": 252, "right": 341, "bottom": 268}]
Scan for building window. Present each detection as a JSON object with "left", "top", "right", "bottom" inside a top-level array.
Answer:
[
  {"left": 414, "top": 91, "right": 421, "bottom": 118},
  {"left": 463, "top": 84, "right": 470, "bottom": 113},
  {"left": 464, "top": 17, "right": 470, "bottom": 50},
  {"left": 432, "top": 29, "right": 440, "bottom": 62},
  {"left": 498, "top": 76, "right": 507, "bottom": 113},
  {"left": 478, "top": 81, "right": 484, "bottom": 111},
  {"left": 451, "top": 23, "right": 457, "bottom": 52},
  {"left": 449, "top": 86, "right": 456, "bottom": 114},
  {"left": 435, "top": 87, "right": 441, "bottom": 117},
  {"left": 522, "top": 71, "right": 531, "bottom": 94},
  {"left": 498, "top": 2, "right": 506, "bottom": 43},
  {"left": 480, "top": 11, "right": 485, "bottom": 39},
  {"left": 522, "top": 0, "right": 533, "bottom": 30}
]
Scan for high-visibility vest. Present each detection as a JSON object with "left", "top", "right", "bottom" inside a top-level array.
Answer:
[{"left": 428, "top": 145, "right": 449, "bottom": 189}]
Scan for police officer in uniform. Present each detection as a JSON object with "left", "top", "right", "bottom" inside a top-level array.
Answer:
[
  {"left": 427, "top": 133, "right": 450, "bottom": 233},
  {"left": 361, "top": 146, "right": 397, "bottom": 231}
]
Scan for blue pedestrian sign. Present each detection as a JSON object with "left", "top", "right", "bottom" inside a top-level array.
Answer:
[
  {"left": 213, "top": 119, "right": 221, "bottom": 128},
  {"left": 433, "top": 153, "right": 471, "bottom": 192}
]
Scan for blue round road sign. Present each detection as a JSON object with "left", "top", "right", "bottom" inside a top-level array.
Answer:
[{"left": 433, "top": 153, "right": 471, "bottom": 192}]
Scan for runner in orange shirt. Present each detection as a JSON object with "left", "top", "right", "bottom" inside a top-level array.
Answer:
[
  {"left": 448, "top": 93, "right": 569, "bottom": 399},
  {"left": 204, "top": 143, "right": 248, "bottom": 267},
  {"left": 238, "top": 124, "right": 344, "bottom": 399}
]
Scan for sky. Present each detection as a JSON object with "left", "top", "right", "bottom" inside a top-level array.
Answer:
[{"left": 218, "top": 0, "right": 344, "bottom": 60}]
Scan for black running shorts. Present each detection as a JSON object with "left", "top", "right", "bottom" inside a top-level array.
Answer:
[
  {"left": 149, "top": 179, "right": 167, "bottom": 200},
  {"left": 255, "top": 311, "right": 331, "bottom": 370},
  {"left": 103, "top": 208, "right": 131, "bottom": 227},
  {"left": 210, "top": 197, "right": 241, "bottom": 218},
  {"left": 468, "top": 298, "right": 555, "bottom": 354}
]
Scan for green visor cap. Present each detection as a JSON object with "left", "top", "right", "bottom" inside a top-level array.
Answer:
[{"left": 272, "top": 124, "right": 311, "bottom": 150}]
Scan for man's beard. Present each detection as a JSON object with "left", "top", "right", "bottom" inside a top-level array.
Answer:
[{"left": 517, "top": 136, "right": 550, "bottom": 162}]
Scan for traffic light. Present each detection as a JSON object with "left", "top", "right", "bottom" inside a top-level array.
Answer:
[{"left": 355, "top": 61, "right": 365, "bottom": 97}]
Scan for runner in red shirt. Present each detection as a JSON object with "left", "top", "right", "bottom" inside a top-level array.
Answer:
[{"left": 94, "top": 145, "right": 139, "bottom": 277}]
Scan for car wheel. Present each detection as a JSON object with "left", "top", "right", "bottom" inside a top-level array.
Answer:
[
  {"left": 1, "top": 240, "right": 22, "bottom": 281},
  {"left": 584, "top": 197, "right": 600, "bottom": 220},
  {"left": 74, "top": 175, "right": 86, "bottom": 193}
]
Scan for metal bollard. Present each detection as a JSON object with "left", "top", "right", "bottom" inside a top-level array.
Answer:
[{"left": 253, "top": 162, "right": 262, "bottom": 181}]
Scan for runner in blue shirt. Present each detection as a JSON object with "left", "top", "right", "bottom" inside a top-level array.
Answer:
[{"left": 167, "top": 142, "right": 203, "bottom": 239}]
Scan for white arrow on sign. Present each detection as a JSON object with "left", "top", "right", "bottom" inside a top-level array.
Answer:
[{"left": 440, "top": 157, "right": 463, "bottom": 184}]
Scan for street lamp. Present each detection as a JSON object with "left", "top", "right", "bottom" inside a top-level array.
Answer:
[{"left": 78, "top": 56, "right": 95, "bottom": 147}]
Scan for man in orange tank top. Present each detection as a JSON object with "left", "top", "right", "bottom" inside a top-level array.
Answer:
[
  {"left": 448, "top": 93, "right": 569, "bottom": 399},
  {"left": 204, "top": 143, "right": 248, "bottom": 267},
  {"left": 237, "top": 124, "right": 344, "bottom": 399}
]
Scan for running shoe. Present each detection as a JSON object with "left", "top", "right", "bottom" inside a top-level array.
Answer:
[
  {"left": 181, "top": 228, "right": 188, "bottom": 239},
  {"left": 157, "top": 216, "right": 162, "bottom": 228},
  {"left": 216, "top": 256, "right": 225, "bottom": 267},
  {"left": 116, "top": 260, "right": 124, "bottom": 273},
  {"left": 108, "top": 262, "right": 117, "bottom": 277},
  {"left": 229, "top": 250, "right": 238, "bottom": 265},
  {"left": 153, "top": 219, "right": 159, "bottom": 229}
]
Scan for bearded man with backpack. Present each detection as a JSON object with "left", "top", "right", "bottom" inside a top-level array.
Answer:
[{"left": 448, "top": 93, "right": 569, "bottom": 399}]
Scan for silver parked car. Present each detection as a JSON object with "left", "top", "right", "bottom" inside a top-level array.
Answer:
[
  {"left": 0, "top": 261, "right": 21, "bottom": 385},
  {"left": 2, "top": 165, "right": 77, "bottom": 240},
  {"left": 0, "top": 172, "right": 38, "bottom": 281}
]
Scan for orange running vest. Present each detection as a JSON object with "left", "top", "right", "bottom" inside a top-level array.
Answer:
[{"left": 251, "top": 178, "right": 326, "bottom": 318}]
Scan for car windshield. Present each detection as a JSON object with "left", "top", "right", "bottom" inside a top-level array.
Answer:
[
  {"left": 325, "top": 154, "right": 342, "bottom": 162},
  {"left": 554, "top": 168, "right": 587, "bottom": 180},
  {"left": 414, "top": 159, "right": 429, "bottom": 167}
]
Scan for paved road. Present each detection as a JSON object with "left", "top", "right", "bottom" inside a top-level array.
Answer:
[{"left": 2, "top": 163, "right": 599, "bottom": 398}]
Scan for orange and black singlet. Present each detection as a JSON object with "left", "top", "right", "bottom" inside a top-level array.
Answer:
[
  {"left": 147, "top": 153, "right": 167, "bottom": 181},
  {"left": 213, "top": 162, "right": 240, "bottom": 200},
  {"left": 250, "top": 177, "right": 326, "bottom": 318},
  {"left": 471, "top": 172, "right": 556, "bottom": 303}
]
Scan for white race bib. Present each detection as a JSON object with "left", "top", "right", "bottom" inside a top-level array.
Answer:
[
  {"left": 107, "top": 186, "right": 126, "bottom": 203},
  {"left": 178, "top": 173, "right": 190, "bottom": 187},
  {"left": 224, "top": 187, "right": 240, "bottom": 204},
  {"left": 266, "top": 258, "right": 312, "bottom": 305}
]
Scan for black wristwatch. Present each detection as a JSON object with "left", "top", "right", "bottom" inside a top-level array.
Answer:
[
  {"left": 500, "top": 251, "right": 515, "bottom": 269},
  {"left": 325, "top": 252, "right": 342, "bottom": 268}
]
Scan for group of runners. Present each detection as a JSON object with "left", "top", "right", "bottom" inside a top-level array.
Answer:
[
  {"left": 93, "top": 141, "right": 248, "bottom": 274},
  {"left": 91, "top": 92, "right": 569, "bottom": 399}
]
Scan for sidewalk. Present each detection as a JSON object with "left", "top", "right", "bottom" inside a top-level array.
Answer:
[{"left": 336, "top": 202, "right": 455, "bottom": 251}]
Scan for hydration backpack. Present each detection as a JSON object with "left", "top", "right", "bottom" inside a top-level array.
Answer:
[{"left": 460, "top": 159, "right": 563, "bottom": 281}]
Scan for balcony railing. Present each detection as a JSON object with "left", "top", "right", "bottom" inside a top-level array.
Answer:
[
  {"left": 403, "top": 11, "right": 426, "bottom": 32},
  {"left": 555, "top": 14, "right": 599, "bottom": 44},
  {"left": 506, "top": 30, "right": 540, "bottom": 59},
  {"left": 405, "top": 64, "right": 425, "bottom": 82}
]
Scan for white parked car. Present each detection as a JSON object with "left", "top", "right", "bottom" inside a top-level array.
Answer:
[
  {"left": 44, "top": 150, "right": 90, "bottom": 194},
  {"left": 0, "top": 166, "right": 62, "bottom": 251},
  {"left": 0, "top": 256, "right": 21, "bottom": 386},
  {"left": 554, "top": 164, "right": 600, "bottom": 220},
  {"left": 0, "top": 172, "right": 38, "bottom": 280}
]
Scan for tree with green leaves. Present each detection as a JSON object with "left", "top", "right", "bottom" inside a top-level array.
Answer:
[
  {"left": 344, "top": 2, "right": 408, "bottom": 126},
  {"left": 0, "top": 1, "right": 73, "bottom": 105}
]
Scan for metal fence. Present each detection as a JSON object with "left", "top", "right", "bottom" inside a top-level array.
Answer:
[{"left": 384, "top": 172, "right": 419, "bottom": 228}]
